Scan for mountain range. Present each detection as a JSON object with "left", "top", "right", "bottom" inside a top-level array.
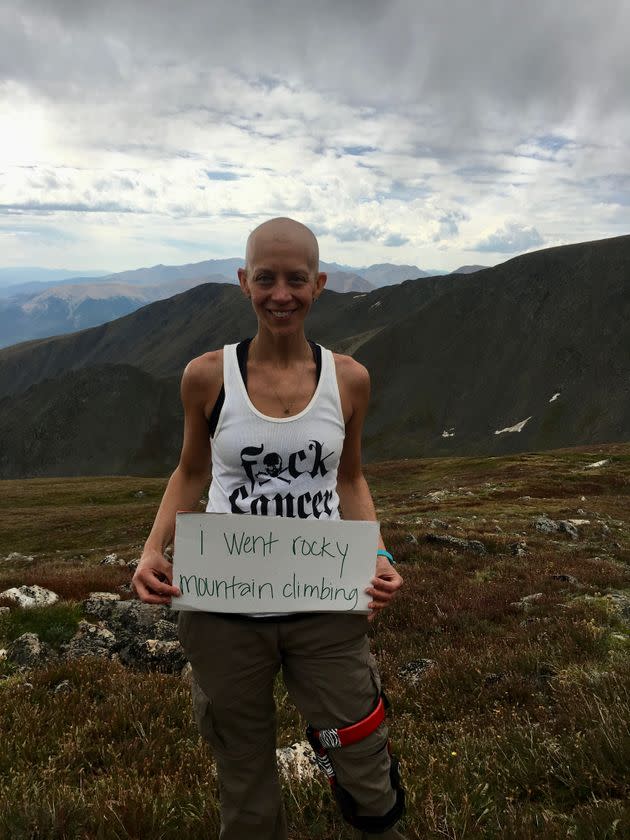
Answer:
[
  {"left": 0, "top": 259, "right": 439, "bottom": 348},
  {"left": 0, "top": 235, "right": 626, "bottom": 478}
]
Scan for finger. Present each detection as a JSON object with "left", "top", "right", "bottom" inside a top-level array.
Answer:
[
  {"left": 369, "top": 597, "right": 393, "bottom": 609},
  {"left": 374, "top": 573, "right": 403, "bottom": 589},
  {"left": 370, "top": 577, "right": 400, "bottom": 592},
  {"left": 134, "top": 573, "right": 180, "bottom": 599},
  {"left": 132, "top": 580, "right": 171, "bottom": 604},
  {"left": 366, "top": 585, "right": 393, "bottom": 598}
]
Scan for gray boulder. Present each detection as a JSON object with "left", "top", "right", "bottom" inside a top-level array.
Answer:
[
  {"left": 84, "top": 592, "right": 121, "bottom": 620},
  {"left": 7, "top": 632, "right": 55, "bottom": 668},
  {"left": 117, "top": 639, "right": 187, "bottom": 673},
  {"left": 534, "top": 516, "right": 559, "bottom": 534},
  {"left": 100, "top": 553, "right": 126, "bottom": 567},
  {"left": 108, "top": 600, "right": 177, "bottom": 637},
  {"left": 425, "top": 534, "right": 487, "bottom": 554},
  {"left": 276, "top": 741, "right": 318, "bottom": 781},
  {"left": 1, "top": 552, "right": 34, "bottom": 565},
  {"left": 558, "top": 520, "right": 579, "bottom": 540},
  {"left": 511, "top": 541, "right": 528, "bottom": 556},
  {"left": 0, "top": 585, "right": 59, "bottom": 609},
  {"left": 150, "top": 620, "right": 179, "bottom": 642},
  {"left": 71, "top": 595, "right": 188, "bottom": 672},
  {"left": 64, "top": 620, "right": 117, "bottom": 660}
]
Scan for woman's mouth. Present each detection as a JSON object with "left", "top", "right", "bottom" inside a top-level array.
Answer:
[{"left": 269, "top": 310, "right": 295, "bottom": 319}]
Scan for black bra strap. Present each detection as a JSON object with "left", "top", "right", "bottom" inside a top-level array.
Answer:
[{"left": 207, "top": 339, "right": 321, "bottom": 438}]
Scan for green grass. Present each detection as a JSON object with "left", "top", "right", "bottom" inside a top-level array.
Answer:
[
  {"left": 1, "top": 441, "right": 629, "bottom": 839},
  {"left": 0, "top": 602, "right": 83, "bottom": 649}
]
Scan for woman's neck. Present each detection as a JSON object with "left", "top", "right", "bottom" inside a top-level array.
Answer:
[{"left": 249, "top": 329, "right": 312, "bottom": 367}]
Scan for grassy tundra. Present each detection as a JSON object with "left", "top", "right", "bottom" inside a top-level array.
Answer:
[{"left": 1, "top": 443, "right": 629, "bottom": 839}]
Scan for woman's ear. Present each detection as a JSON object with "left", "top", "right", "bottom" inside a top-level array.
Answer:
[
  {"left": 237, "top": 267, "right": 250, "bottom": 297},
  {"left": 314, "top": 271, "right": 327, "bottom": 300}
]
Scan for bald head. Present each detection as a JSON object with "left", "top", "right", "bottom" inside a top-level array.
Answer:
[{"left": 245, "top": 217, "right": 319, "bottom": 274}]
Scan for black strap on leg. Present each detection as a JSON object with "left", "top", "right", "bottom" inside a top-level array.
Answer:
[
  {"left": 333, "top": 753, "right": 405, "bottom": 834},
  {"left": 306, "top": 692, "right": 406, "bottom": 834}
]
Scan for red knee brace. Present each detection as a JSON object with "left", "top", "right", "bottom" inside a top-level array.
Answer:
[{"left": 306, "top": 693, "right": 406, "bottom": 834}]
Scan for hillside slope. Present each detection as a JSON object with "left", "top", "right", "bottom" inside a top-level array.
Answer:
[{"left": 0, "top": 234, "right": 628, "bottom": 476}]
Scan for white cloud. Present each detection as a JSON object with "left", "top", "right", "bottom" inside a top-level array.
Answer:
[
  {"left": 0, "top": 0, "right": 629, "bottom": 270},
  {"left": 473, "top": 223, "right": 544, "bottom": 254}
]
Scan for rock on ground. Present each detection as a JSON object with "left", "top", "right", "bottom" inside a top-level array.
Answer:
[
  {"left": 511, "top": 592, "right": 544, "bottom": 611},
  {"left": 100, "top": 553, "right": 127, "bottom": 567},
  {"left": 84, "top": 592, "right": 121, "bottom": 620},
  {"left": 4, "top": 594, "right": 189, "bottom": 674},
  {"left": 150, "top": 620, "right": 179, "bottom": 642},
  {"left": 511, "top": 541, "right": 527, "bottom": 556},
  {"left": 0, "top": 552, "right": 34, "bottom": 565},
  {"left": 398, "top": 659, "right": 437, "bottom": 686},
  {"left": 117, "top": 639, "right": 187, "bottom": 673},
  {"left": 0, "top": 585, "right": 59, "bottom": 609},
  {"left": 551, "top": 573, "right": 579, "bottom": 585},
  {"left": 584, "top": 459, "right": 610, "bottom": 469},
  {"left": 276, "top": 741, "right": 318, "bottom": 781},
  {"left": 425, "top": 533, "right": 487, "bottom": 554},
  {"left": 108, "top": 600, "right": 177, "bottom": 636},
  {"left": 7, "top": 633, "right": 56, "bottom": 668},
  {"left": 534, "top": 516, "right": 559, "bottom": 534},
  {"left": 558, "top": 520, "right": 579, "bottom": 540},
  {"left": 64, "top": 620, "right": 117, "bottom": 660},
  {"left": 605, "top": 591, "right": 630, "bottom": 623}
]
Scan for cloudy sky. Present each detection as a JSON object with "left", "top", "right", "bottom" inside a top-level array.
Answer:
[{"left": 1, "top": 0, "right": 629, "bottom": 272}]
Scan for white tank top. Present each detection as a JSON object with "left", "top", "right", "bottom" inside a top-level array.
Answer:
[{"left": 206, "top": 343, "right": 345, "bottom": 520}]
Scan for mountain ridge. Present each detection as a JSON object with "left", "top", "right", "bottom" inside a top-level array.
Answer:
[{"left": 1, "top": 233, "right": 628, "bottom": 477}]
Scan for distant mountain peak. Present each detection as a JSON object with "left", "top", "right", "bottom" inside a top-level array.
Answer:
[{"left": 450, "top": 264, "right": 489, "bottom": 274}]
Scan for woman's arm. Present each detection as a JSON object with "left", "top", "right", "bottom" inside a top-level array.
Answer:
[
  {"left": 132, "top": 353, "right": 219, "bottom": 605},
  {"left": 335, "top": 355, "right": 403, "bottom": 619}
]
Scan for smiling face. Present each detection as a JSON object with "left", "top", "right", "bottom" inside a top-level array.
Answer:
[{"left": 238, "top": 218, "right": 326, "bottom": 335}]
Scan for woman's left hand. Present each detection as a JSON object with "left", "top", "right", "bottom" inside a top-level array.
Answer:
[{"left": 366, "top": 556, "right": 403, "bottom": 620}]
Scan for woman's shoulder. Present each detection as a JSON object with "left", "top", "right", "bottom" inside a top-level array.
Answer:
[
  {"left": 331, "top": 351, "right": 370, "bottom": 394},
  {"left": 181, "top": 349, "right": 224, "bottom": 395}
]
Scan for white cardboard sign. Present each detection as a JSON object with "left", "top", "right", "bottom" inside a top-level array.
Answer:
[{"left": 171, "top": 512, "right": 379, "bottom": 613}]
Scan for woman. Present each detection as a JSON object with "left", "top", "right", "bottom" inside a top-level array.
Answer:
[{"left": 133, "top": 217, "right": 406, "bottom": 839}]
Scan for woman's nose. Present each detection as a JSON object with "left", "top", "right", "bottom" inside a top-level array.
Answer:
[{"left": 270, "top": 280, "right": 292, "bottom": 302}]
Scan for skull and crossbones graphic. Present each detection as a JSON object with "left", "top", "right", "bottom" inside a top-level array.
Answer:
[{"left": 255, "top": 452, "right": 290, "bottom": 485}]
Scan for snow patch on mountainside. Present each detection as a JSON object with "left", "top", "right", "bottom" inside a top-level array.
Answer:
[{"left": 494, "top": 416, "right": 532, "bottom": 435}]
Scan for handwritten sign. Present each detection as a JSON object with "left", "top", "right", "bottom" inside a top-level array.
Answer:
[{"left": 172, "top": 513, "right": 379, "bottom": 613}]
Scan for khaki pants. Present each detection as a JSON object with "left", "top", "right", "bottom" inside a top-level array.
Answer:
[{"left": 178, "top": 611, "right": 407, "bottom": 840}]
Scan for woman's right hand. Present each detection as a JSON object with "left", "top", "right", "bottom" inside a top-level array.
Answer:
[{"left": 132, "top": 547, "right": 182, "bottom": 605}]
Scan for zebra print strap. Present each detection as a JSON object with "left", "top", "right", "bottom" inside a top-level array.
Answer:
[{"left": 309, "top": 694, "right": 386, "bottom": 750}]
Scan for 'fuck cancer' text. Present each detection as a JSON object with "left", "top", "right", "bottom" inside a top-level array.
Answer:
[{"left": 229, "top": 440, "right": 337, "bottom": 519}]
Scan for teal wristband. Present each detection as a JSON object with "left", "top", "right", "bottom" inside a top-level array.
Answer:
[{"left": 377, "top": 549, "right": 395, "bottom": 564}]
